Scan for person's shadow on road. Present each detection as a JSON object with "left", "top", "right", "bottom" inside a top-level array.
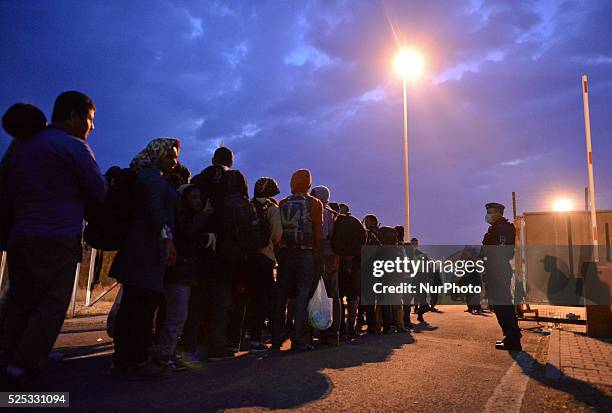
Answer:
[
  {"left": 44, "top": 332, "right": 416, "bottom": 412},
  {"left": 511, "top": 350, "right": 610, "bottom": 411}
]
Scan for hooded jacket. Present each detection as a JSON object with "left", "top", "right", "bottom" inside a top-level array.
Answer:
[
  {"left": 191, "top": 164, "right": 228, "bottom": 235},
  {"left": 279, "top": 169, "right": 323, "bottom": 249}
]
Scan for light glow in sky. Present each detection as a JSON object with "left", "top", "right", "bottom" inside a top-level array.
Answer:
[{"left": 394, "top": 49, "right": 425, "bottom": 79}]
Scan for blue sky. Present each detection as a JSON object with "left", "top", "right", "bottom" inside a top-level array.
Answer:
[{"left": 1, "top": 0, "right": 611, "bottom": 243}]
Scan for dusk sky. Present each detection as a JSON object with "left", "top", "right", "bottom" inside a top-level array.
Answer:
[{"left": 1, "top": 0, "right": 611, "bottom": 244}]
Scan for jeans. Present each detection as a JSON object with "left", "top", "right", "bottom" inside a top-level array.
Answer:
[
  {"left": 156, "top": 283, "right": 191, "bottom": 356},
  {"left": 113, "top": 285, "right": 163, "bottom": 365},
  {"left": 1, "top": 236, "right": 80, "bottom": 370},
  {"left": 272, "top": 249, "right": 315, "bottom": 346}
]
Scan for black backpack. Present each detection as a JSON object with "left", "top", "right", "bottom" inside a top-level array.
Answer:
[
  {"left": 84, "top": 166, "right": 136, "bottom": 251},
  {"left": 253, "top": 199, "right": 272, "bottom": 249},
  {"left": 222, "top": 194, "right": 267, "bottom": 259},
  {"left": 331, "top": 214, "right": 366, "bottom": 257}
]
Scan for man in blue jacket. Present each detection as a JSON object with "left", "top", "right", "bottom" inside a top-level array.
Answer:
[{"left": 1, "top": 91, "right": 107, "bottom": 388}]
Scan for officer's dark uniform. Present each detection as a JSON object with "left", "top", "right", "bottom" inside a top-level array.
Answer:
[{"left": 482, "top": 203, "right": 521, "bottom": 349}]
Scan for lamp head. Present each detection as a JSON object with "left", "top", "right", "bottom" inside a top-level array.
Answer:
[
  {"left": 394, "top": 49, "right": 424, "bottom": 79},
  {"left": 552, "top": 197, "right": 574, "bottom": 212}
]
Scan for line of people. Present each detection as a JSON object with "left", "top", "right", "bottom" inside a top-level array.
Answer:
[{"left": 0, "top": 92, "right": 446, "bottom": 388}]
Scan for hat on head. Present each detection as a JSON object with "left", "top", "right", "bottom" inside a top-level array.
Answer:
[
  {"left": 485, "top": 202, "right": 505, "bottom": 211},
  {"left": 290, "top": 169, "right": 312, "bottom": 194},
  {"left": 311, "top": 185, "right": 331, "bottom": 204},
  {"left": 254, "top": 177, "right": 280, "bottom": 198}
]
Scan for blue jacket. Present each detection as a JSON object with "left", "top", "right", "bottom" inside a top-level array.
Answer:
[
  {"left": 109, "top": 167, "right": 178, "bottom": 292},
  {"left": 1, "top": 125, "right": 106, "bottom": 239}
]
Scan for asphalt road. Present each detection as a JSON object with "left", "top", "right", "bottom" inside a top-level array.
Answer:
[{"left": 45, "top": 306, "right": 610, "bottom": 412}]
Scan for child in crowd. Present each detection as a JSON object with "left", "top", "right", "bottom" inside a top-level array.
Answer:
[{"left": 155, "top": 184, "right": 211, "bottom": 370}]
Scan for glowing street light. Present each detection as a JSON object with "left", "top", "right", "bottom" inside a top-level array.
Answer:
[
  {"left": 394, "top": 49, "right": 425, "bottom": 79},
  {"left": 552, "top": 198, "right": 574, "bottom": 212},
  {"left": 394, "top": 48, "right": 424, "bottom": 241}
]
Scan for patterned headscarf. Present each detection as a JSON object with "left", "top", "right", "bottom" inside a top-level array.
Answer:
[
  {"left": 254, "top": 177, "right": 280, "bottom": 198},
  {"left": 130, "top": 137, "right": 181, "bottom": 171}
]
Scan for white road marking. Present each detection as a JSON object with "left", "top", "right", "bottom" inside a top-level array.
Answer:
[{"left": 483, "top": 351, "right": 534, "bottom": 413}]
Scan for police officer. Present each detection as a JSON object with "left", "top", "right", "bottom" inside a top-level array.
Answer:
[{"left": 482, "top": 202, "right": 522, "bottom": 351}]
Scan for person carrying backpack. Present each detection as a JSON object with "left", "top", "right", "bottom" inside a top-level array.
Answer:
[
  {"left": 334, "top": 203, "right": 367, "bottom": 340},
  {"left": 209, "top": 169, "right": 257, "bottom": 361},
  {"left": 271, "top": 169, "right": 323, "bottom": 352},
  {"left": 154, "top": 184, "right": 211, "bottom": 370},
  {"left": 221, "top": 170, "right": 262, "bottom": 356},
  {"left": 360, "top": 214, "right": 382, "bottom": 334},
  {"left": 186, "top": 147, "right": 236, "bottom": 362},
  {"left": 0, "top": 103, "right": 48, "bottom": 367},
  {"left": 109, "top": 137, "right": 180, "bottom": 380},
  {"left": 244, "top": 177, "right": 282, "bottom": 353},
  {"left": 1, "top": 93, "right": 106, "bottom": 389},
  {"left": 310, "top": 185, "right": 341, "bottom": 346},
  {"left": 0, "top": 103, "right": 48, "bottom": 251}
]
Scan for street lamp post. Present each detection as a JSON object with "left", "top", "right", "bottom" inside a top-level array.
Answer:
[
  {"left": 402, "top": 75, "right": 410, "bottom": 241},
  {"left": 394, "top": 49, "right": 424, "bottom": 242}
]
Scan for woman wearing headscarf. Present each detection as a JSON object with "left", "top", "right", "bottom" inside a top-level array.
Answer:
[{"left": 109, "top": 137, "right": 180, "bottom": 380}]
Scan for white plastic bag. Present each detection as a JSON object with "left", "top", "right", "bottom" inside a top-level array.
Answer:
[{"left": 307, "top": 277, "right": 333, "bottom": 330}]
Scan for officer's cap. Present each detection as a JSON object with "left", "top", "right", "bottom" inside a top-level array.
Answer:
[{"left": 485, "top": 202, "right": 505, "bottom": 211}]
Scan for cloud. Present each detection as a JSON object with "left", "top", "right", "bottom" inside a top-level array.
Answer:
[
  {"left": 186, "top": 12, "right": 203, "bottom": 38},
  {"left": 359, "top": 86, "right": 385, "bottom": 102},
  {"left": 1, "top": 0, "right": 611, "bottom": 244},
  {"left": 500, "top": 154, "right": 543, "bottom": 167}
]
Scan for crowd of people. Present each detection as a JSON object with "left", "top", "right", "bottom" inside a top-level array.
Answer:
[{"left": 0, "top": 90, "right": 520, "bottom": 389}]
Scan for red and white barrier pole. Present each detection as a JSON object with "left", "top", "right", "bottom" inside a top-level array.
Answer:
[{"left": 582, "top": 75, "right": 599, "bottom": 262}]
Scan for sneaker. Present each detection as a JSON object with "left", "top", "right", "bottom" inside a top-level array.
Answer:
[
  {"left": 208, "top": 349, "right": 235, "bottom": 362},
  {"left": 495, "top": 340, "right": 522, "bottom": 351},
  {"left": 249, "top": 342, "right": 269, "bottom": 354},
  {"left": 155, "top": 356, "right": 187, "bottom": 372}
]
